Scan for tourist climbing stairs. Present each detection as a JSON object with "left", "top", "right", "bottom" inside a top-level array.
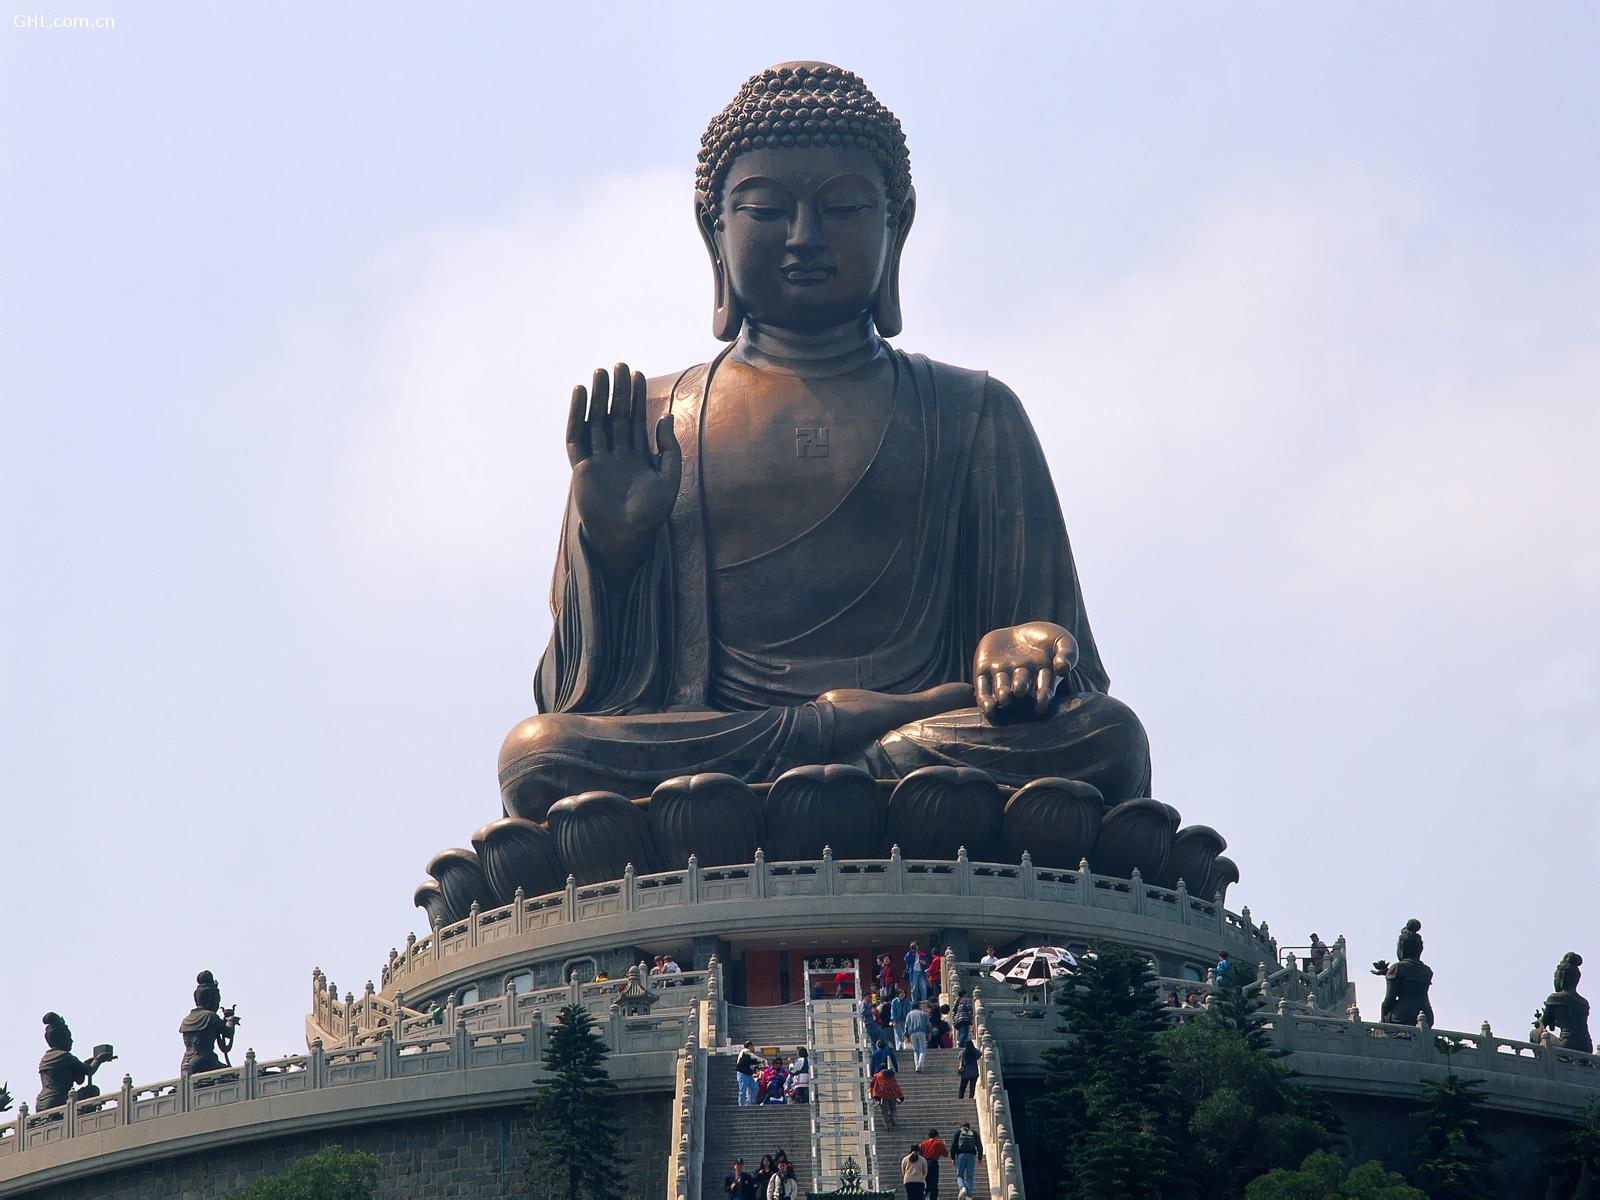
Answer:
[
  {"left": 803, "top": 958, "right": 880, "bottom": 1192},
  {"left": 701, "top": 1003, "right": 813, "bottom": 1200},
  {"left": 882, "top": 1045, "right": 992, "bottom": 1199}
]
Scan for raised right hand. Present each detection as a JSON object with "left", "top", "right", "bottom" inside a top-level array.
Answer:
[{"left": 565, "top": 362, "right": 682, "bottom": 580}]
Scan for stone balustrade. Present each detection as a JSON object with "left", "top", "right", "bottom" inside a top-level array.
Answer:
[
  {"left": 948, "top": 951, "right": 1025, "bottom": 1200},
  {"left": 311, "top": 961, "right": 712, "bottom": 1048},
  {"left": 666, "top": 998, "right": 707, "bottom": 1200},
  {"left": 376, "top": 849, "right": 1272, "bottom": 1000},
  {"left": 0, "top": 1007, "right": 689, "bottom": 1168}
]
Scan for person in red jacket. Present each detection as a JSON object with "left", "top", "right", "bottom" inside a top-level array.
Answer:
[
  {"left": 917, "top": 1129, "right": 950, "bottom": 1200},
  {"left": 869, "top": 1067, "right": 904, "bottom": 1127}
]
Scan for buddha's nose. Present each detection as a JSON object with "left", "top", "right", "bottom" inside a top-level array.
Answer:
[{"left": 787, "top": 204, "right": 826, "bottom": 256}]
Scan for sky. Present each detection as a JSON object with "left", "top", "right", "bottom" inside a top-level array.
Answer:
[{"left": 2, "top": 2, "right": 1597, "bottom": 1094}]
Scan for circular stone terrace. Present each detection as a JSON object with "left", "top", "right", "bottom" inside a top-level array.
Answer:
[{"left": 357, "top": 849, "right": 1278, "bottom": 1023}]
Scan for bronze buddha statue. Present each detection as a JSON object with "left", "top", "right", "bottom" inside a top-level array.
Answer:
[
  {"left": 415, "top": 63, "right": 1233, "bottom": 918},
  {"left": 502, "top": 61, "right": 1148, "bottom": 808}
]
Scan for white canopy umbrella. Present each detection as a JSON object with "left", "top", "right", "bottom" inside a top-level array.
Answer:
[{"left": 988, "top": 946, "right": 1079, "bottom": 998}]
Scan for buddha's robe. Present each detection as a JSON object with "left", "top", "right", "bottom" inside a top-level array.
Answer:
[{"left": 502, "top": 349, "right": 1149, "bottom": 816}]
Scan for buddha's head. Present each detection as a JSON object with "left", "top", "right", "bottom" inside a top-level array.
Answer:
[
  {"left": 696, "top": 62, "right": 914, "bottom": 340},
  {"left": 42, "top": 1012, "right": 72, "bottom": 1052}
]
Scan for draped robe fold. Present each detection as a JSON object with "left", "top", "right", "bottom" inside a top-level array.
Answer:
[{"left": 507, "top": 349, "right": 1149, "bottom": 807}]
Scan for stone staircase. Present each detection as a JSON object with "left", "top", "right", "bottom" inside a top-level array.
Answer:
[
  {"left": 879, "top": 1046, "right": 992, "bottom": 1199},
  {"left": 702, "top": 1055, "right": 815, "bottom": 1199},
  {"left": 702, "top": 1004, "right": 814, "bottom": 1200}
]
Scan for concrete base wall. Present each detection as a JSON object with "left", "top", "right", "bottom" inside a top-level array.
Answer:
[{"left": 22, "top": 1092, "right": 671, "bottom": 1200}]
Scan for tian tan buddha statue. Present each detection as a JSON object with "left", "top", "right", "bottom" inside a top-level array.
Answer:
[{"left": 416, "top": 63, "right": 1237, "bottom": 923}]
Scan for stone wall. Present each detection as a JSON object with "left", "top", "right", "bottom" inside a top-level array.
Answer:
[{"left": 23, "top": 1092, "right": 671, "bottom": 1200}]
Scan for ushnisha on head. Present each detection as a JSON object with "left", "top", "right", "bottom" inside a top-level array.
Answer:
[{"left": 694, "top": 62, "right": 915, "bottom": 340}]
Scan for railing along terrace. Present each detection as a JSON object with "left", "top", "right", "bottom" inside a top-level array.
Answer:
[
  {"left": 967, "top": 975, "right": 1600, "bottom": 1092},
  {"left": 314, "top": 962, "right": 711, "bottom": 1048},
  {"left": 0, "top": 1007, "right": 689, "bottom": 1160},
  {"left": 380, "top": 849, "right": 1272, "bottom": 994}
]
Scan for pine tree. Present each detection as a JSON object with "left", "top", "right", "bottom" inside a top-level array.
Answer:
[
  {"left": 1410, "top": 1072, "right": 1499, "bottom": 1200},
  {"left": 1244, "top": 1150, "right": 1423, "bottom": 1199},
  {"left": 1543, "top": 1099, "right": 1600, "bottom": 1199},
  {"left": 525, "top": 1004, "right": 623, "bottom": 1200},
  {"left": 1034, "top": 941, "right": 1185, "bottom": 1199}
]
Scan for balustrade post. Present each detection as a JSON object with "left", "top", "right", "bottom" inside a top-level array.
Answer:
[
  {"left": 823, "top": 844, "right": 836, "bottom": 895},
  {"left": 514, "top": 886, "right": 526, "bottom": 936},
  {"left": 311, "top": 1038, "right": 326, "bottom": 1089},
  {"left": 345, "top": 992, "right": 357, "bottom": 1044},
  {"left": 64, "top": 1088, "right": 77, "bottom": 1139},
  {"left": 454, "top": 1019, "right": 472, "bottom": 1070},
  {"left": 608, "top": 1006, "right": 626, "bottom": 1054},
  {"left": 890, "top": 843, "right": 905, "bottom": 893},
  {"left": 13, "top": 1104, "right": 26, "bottom": 1153},
  {"left": 957, "top": 844, "right": 971, "bottom": 895},
  {"left": 1078, "top": 858, "right": 1093, "bottom": 905},
  {"left": 244, "top": 1048, "right": 258, "bottom": 1100},
  {"left": 119, "top": 1075, "right": 133, "bottom": 1126},
  {"left": 754, "top": 849, "right": 768, "bottom": 899},
  {"left": 1214, "top": 890, "right": 1225, "bottom": 935},
  {"left": 565, "top": 873, "right": 578, "bottom": 924},
  {"left": 624, "top": 862, "right": 637, "bottom": 911},
  {"left": 569, "top": 973, "right": 582, "bottom": 1007},
  {"left": 1175, "top": 879, "right": 1189, "bottom": 924},
  {"left": 469, "top": 901, "right": 481, "bottom": 947},
  {"left": 1020, "top": 849, "right": 1036, "bottom": 901},
  {"left": 531, "top": 1010, "right": 546, "bottom": 1061},
  {"left": 378, "top": 1029, "right": 394, "bottom": 1080},
  {"left": 1131, "top": 868, "right": 1144, "bottom": 914}
]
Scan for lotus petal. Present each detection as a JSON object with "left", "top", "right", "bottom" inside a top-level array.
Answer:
[
  {"left": 1210, "top": 856, "right": 1241, "bottom": 904},
  {"left": 472, "top": 816, "right": 565, "bottom": 904},
  {"left": 425, "top": 848, "right": 494, "bottom": 923},
  {"left": 413, "top": 880, "right": 452, "bottom": 930},
  {"left": 546, "top": 790, "right": 659, "bottom": 884},
  {"left": 1088, "top": 797, "right": 1172, "bottom": 880},
  {"left": 1000, "top": 777, "right": 1104, "bottom": 868},
  {"left": 887, "top": 766, "right": 1002, "bottom": 861},
  {"left": 649, "top": 773, "right": 764, "bottom": 868},
  {"left": 764, "top": 764, "right": 885, "bottom": 861},
  {"left": 1157, "top": 825, "right": 1227, "bottom": 891}
]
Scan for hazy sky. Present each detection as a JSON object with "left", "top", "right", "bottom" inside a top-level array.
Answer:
[{"left": 3, "top": 3, "right": 1597, "bottom": 1093}]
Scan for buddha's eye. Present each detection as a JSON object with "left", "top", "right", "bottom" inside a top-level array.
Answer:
[
  {"left": 735, "top": 204, "right": 786, "bottom": 222},
  {"left": 824, "top": 204, "right": 873, "bottom": 217}
]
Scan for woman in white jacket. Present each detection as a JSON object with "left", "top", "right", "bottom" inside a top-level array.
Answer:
[
  {"left": 767, "top": 1161, "right": 799, "bottom": 1200},
  {"left": 787, "top": 1047, "right": 811, "bottom": 1104}
]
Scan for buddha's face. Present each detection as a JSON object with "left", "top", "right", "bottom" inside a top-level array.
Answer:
[{"left": 716, "top": 145, "right": 893, "bottom": 332}]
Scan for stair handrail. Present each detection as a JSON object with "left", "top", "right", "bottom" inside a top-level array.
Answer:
[
  {"left": 802, "top": 953, "right": 878, "bottom": 1192},
  {"left": 955, "top": 950, "right": 1026, "bottom": 1200},
  {"left": 666, "top": 999, "right": 707, "bottom": 1200}
]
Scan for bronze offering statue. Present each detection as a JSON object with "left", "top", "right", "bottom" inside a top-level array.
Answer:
[
  {"left": 416, "top": 64, "right": 1241, "bottom": 913},
  {"left": 179, "top": 970, "right": 240, "bottom": 1076},
  {"left": 1370, "top": 918, "right": 1434, "bottom": 1028},
  {"left": 1538, "top": 951, "right": 1592, "bottom": 1053},
  {"left": 36, "top": 1012, "right": 114, "bottom": 1112}
]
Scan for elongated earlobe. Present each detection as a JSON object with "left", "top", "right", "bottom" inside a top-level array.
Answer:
[
  {"left": 872, "top": 186, "right": 916, "bottom": 338},
  {"left": 696, "top": 196, "right": 744, "bottom": 342}
]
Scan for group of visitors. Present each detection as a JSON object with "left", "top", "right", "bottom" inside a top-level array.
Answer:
[
  {"left": 648, "top": 954, "right": 684, "bottom": 985},
  {"left": 734, "top": 1041, "right": 811, "bottom": 1106},
  {"left": 724, "top": 1151, "right": 799, "bottom": 1200},
  {"left": 900, "top": 1124, "right": 983, "bottom": 1200}
]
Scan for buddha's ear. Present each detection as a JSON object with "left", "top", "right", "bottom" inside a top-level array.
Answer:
[
  {"left": 696, "top": 196, "right": 743, "bottom": 342},
  {"left": 872, "top": 185, "right": 916, "bottom": 339}
]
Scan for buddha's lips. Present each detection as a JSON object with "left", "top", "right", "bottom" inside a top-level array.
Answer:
[{"left": 783, "top": 266, "right": 833, "bottom": 284}]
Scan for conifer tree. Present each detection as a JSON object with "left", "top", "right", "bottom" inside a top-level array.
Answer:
[
  {"left": 1410, "top": 1069, "right": 1499, "bottom": 1200},
  {"left": 1543, "top": 1099, "right": 1600, "bottom": 1200},
  {"left": 1034, "top": 941, "right": 1185, "bottom": 1199},
  {"left": 525, "top": 1004, "right": 623, "bottom": 1200}
]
